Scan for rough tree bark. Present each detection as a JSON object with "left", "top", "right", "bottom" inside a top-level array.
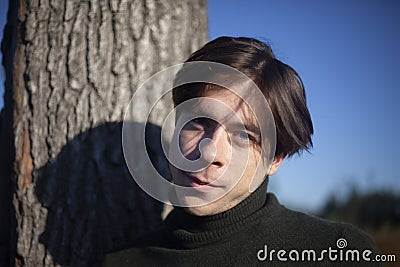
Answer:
[{"left": 0, "top": 0, "right": 208, "bottom": 266}]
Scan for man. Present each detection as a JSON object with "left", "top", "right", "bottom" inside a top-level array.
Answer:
[{"left": 104, "top": 37, "right": 380, "bottom": 266}]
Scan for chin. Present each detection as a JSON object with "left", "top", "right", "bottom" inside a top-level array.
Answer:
[
  {"left": 184, "top": 199, "right": 233, "bottom": 216},
  {"left": 184, "top": 205, "right": 217, "bottom": 216}
]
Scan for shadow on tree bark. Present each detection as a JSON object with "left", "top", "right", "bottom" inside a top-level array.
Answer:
[{"left": 35, "top": 121, "right": 169, "bottom": 266}]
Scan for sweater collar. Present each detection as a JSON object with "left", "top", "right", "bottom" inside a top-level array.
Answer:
[{"left": 165, "top": 177, "right": 270, "bottom": 233}]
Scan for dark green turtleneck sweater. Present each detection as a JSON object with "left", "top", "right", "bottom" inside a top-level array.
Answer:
[{"left": 103, "top": 180, "right": 381, "bottom": 266}]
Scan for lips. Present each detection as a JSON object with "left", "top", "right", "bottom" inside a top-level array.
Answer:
[
  {"left": 188, "top": 175, "right": 209, "bottom": 186},
  {"left": 184, "top": 172, "right": 219, "bottom": 188}
]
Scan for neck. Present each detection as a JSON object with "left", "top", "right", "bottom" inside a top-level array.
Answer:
[{"left": 166, "top": 177, "right": 269, "bottom": 231}]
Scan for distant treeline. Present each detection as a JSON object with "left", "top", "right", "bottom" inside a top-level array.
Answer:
[{"left": 318, "top": 189, "right": 400, "bottom": 229}]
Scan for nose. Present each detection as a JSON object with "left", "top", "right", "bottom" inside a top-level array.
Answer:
[
  {"left": 198, "top": 138, "right": 216, "bottom": 163},
  {"left": 198, "top": 126, "right": 230, "bottom": 168}
]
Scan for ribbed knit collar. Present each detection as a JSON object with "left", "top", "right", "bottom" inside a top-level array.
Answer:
[{"left": 164, "top": 178, "right": 281, "bottom": 248}]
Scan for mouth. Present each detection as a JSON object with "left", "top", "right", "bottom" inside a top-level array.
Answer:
[
  {"left": 188, "top": 175, "right": 210, "bottom": 187},
  {"left": 183, "top": 172, "right": 220, "bottom": 189}
]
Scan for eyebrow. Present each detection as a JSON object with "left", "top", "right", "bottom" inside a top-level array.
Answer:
[{"left": 228, "top": 121, "right": 260, "bottom": 135}]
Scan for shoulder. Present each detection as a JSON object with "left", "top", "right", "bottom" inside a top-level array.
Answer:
[
  {"left": 102, "top": 229, "right": 169, "bottom": 267},
  {"left": 260, "top": 193, "right": 378, "bottom": 251}
]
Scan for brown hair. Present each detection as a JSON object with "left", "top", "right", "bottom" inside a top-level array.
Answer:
[{"left": 172, "top": 36, "right": 313, "bottom": 157}]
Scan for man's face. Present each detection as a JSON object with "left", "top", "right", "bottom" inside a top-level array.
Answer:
[{"left": 170, "top": 88, "right": 273, "bottom": 216}]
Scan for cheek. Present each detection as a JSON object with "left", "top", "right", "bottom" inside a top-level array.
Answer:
[
  {"left": 244, "top": 148, "right": 261, "bottom": 172},
  {"left": 169, "top": 164, "right": 180, "bottom": 182}
]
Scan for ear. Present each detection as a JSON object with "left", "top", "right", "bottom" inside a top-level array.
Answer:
[{"left": 267, "top": 154, "right": 285, "bottom": 176}]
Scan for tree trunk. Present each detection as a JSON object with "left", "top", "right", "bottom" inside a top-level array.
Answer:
[{"left": 0, "top": 0, "right": 208, "bottom": 266}]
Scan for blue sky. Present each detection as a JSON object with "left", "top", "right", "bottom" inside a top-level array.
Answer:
[{"left": 1, "top": 1, "right": 399, "bottom": 211}]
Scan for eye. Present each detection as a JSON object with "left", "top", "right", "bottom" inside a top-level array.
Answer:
[
  {"left": 183, "top": 117, "right": 213, "bottom": 131},
  {"left": 237, "top": 131, "right": 250, "bottom": 141},
  {"left": 191, "top": 117, "right": 215, "bottom": 127},
  {"left": 231, "top": 130, "right": 260, "bottom": 148},
  {"left": 231, "top": 131, "right": 251, "bottom": 145}
]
